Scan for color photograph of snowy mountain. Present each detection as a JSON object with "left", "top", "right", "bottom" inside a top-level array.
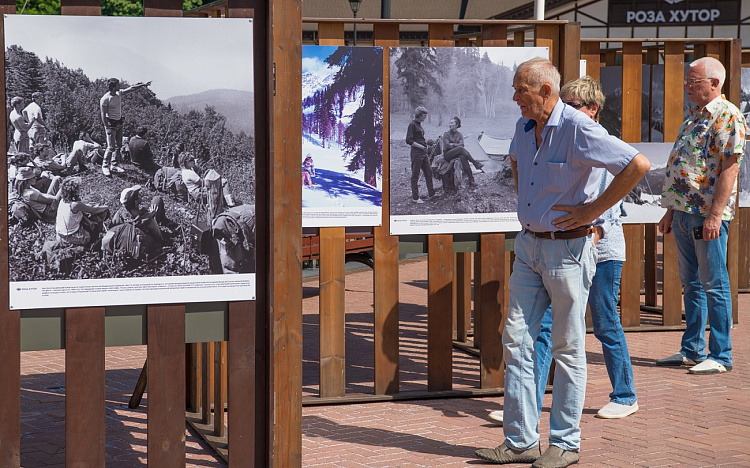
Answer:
[{"left": 302, "top": 46, "right": 383, "bottom": 227}]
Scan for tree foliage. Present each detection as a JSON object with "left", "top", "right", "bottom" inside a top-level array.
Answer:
[
  {"left": 5, "top": 46, "right": 255, "bottom": 200},
  {"left": 15, "top": 0, "right": 209, "bottom": 15},
  {"left": 392, "top": 47, "right": 443, "bottom": 112}
]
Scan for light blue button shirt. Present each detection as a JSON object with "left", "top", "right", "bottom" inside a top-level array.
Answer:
[{"left": 509, "top": 99, "right": 639, "bottom": 233}]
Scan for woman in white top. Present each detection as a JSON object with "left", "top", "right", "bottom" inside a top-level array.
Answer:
[{"left": 55, "top": 177, "right": 108, "bottom": 246}]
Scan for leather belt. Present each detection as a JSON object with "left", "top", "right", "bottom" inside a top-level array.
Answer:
[{"left": 526, "top": 226, "right": 595, "bottom": 240}]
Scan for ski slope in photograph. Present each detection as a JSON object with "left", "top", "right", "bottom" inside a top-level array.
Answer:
[{"left": 302, "top": 45, "right": 383, "bottom": 227}]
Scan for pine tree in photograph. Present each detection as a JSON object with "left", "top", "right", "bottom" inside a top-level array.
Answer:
[{"left": 325, "top": 47, "right": 383, "bottom": 188}]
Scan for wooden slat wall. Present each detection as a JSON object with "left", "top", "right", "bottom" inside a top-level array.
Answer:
[
  {"left": 581, "top": 41, "right": 601, "bottom": 80},
  {"left": 373, "top": 22, "right": 400, "bottom": 396},
  {"left": 0, "top": 2, "right": 19, "bottom": 466},
  {"left": 270, "top": 0, "right": 304, "bottom": 465}
]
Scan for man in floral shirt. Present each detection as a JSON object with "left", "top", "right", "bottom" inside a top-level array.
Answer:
[{"left": 657, "top": 56, "right": 745, "bottom": 374}]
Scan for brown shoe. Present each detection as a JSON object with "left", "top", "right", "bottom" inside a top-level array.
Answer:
[
  {"left": 531, "top": 445, "right": 579, "bottom": 468},
  {"left": 475, "top": 442, "right": 541, "bottom": 464}
]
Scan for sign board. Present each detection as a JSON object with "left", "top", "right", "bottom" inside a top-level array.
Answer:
[{"left": 608, "top": 0, "right": 740, "bottom": 26}]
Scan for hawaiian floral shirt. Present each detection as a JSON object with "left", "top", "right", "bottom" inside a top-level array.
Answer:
[{"left": 661, "top": 94, "right": 746, "bottom": 220}]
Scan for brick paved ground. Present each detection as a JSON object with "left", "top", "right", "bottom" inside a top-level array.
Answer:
[{"left": 19, "top": 257, "right": 750, "bottom": 467}]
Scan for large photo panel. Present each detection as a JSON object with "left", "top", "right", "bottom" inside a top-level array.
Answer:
[
  {"left": 388, "top": 47, "right": 547, "bottom": 235},
  {"left": 302, "top": 45, "right": 383, "bottom": 227},
  {"left": 6, "top": 15, "right": 256, "bottom": 309}
]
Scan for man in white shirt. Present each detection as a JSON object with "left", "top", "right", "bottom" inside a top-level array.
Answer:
[{"left": 100, "top": 77, "right": 150, "bottom": 176}]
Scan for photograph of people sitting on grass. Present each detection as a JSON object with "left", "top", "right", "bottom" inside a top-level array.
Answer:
[{"left": 6, "top": 15, "right": 256, "bottom": 308}]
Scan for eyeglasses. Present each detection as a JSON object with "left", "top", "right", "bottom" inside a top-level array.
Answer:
[
  {"left": 683, "top": 78, "right": 711, "bottom": 87},
  {"left": 563, "top": 101, "right": 587, "bottom": 109}
]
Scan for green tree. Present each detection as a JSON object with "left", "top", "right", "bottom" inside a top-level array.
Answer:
[{"left": 16, "top": 0, "right": 208, "bottom": 15}]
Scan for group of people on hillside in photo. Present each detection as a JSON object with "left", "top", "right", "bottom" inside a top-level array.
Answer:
[{"left": 8, "top": 78, "right": 255, "bottom": 275}]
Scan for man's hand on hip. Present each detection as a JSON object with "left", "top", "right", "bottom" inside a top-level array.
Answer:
[{"left": 551, "top": 203, "right": 598, "bottom": 230}]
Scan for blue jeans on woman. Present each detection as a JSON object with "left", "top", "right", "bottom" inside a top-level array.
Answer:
[
  {"left": 670, "top": 210, "right": 733, "bottom": 367},
  {"left": 536, "top": 260, "right": 637, "bottom": 412}
]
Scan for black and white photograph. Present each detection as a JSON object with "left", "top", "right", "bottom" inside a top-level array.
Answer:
[
  {"left": 5, "top": 15, "right": 256, "bottom": 309},
  {"left": 388, "top": 46, "right": 547, "bottom": 235},
  {"left": 740, "top": 68, "right": 750, "bottom": 208},
  {"left": 623, "top": 142, "right": 672, "bottom": 224},
  {"left": 740, "top": 142, "right": 750, "bottom": 208},
  {"left": 302, "top": 45, "right": 383, "bottom": 227},
  {"left": 599, "top": 64, "right": 666, "bottom": 143}
]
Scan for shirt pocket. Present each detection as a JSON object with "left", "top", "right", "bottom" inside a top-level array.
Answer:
[{"left": 545, "top": 162, "right": 575, "bottom": 193}]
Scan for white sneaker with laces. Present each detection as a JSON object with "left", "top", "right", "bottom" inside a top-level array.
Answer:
[
  {"left": 102, "top": 166, "right": 111, "bottom": 177},
  {"left": 412, "top": 198, "right": 424, "bottom": 204},
  {"left": 488, "top": 410, "right": 503, "bottom": 424},
  {"left": 596, "top": 401, "right": 639, "bottom": 419},
  {"left": 688, "top": 358, "right": 731, "bottom": 374},
  {"left": 110, "top": 164, "right": 125, "bottom": 173}
]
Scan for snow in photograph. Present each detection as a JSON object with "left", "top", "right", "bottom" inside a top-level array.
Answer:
[{"left": 301, "top": 45, "right": 383, "bottom": 227}]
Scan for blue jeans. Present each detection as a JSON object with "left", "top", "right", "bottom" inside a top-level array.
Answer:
[
  {"left": 671, "top": 210, "right": 733, "bottom": 367},
  {"left": 502, "top": 230, "right": 596, "bottom": 452},
  {"left": 536, "top": 260, "right": 637, "bottom": 409}
]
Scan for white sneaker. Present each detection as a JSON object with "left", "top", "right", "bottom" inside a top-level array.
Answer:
[
  {"left": 102, "top": 166, "right": 111, "bottom": 177},
  {"left": 488, "top": 410, "right": 503, "bottom": 424},
  {"left": 412, "top": 198, "right": 424, "bottom": 204},
  {"left": 596, "top": 401, "right": 639, "bottom": 419},
  {"left": 688, "top": 358, "right": 732, "bottom": 374},
  {"left": 110, "top": 164, "right": 125, "bottom": 173}
]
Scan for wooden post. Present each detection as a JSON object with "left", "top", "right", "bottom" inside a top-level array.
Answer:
[
  {"left": 514, "top": 30, "right": 525, "bottom": 47},
  {"left": 0, "top": 3, "right": 19, "bottom": 467},
  {"left": 269, "top": 0, "right": 304, "bottom": 465},
  {"left": 213, "top": 342, "right": 227, "bottom": 437},
  {"left": 662, "top": 234, "right": 684, "bottom": 325},
  {"left": 319, "top": 227, "right": 346, "bottom": 398},
  {"left": 145, "top": 11, "right": 189, "bottom": 468},
  {"left": 147, "top": 305, "right": 186, "bottom": 467},
  {"left": 535, "top": 24, "right": 558, "bottom": 66},
  {"left": 456, "top": 253, "right": 472, "bottom": 343},
  {"left": 559, "top": 22, "right": 580, "bottom": 85},
  {"left": 479, "top": 234, "right": 505, "bottom": 389},
  {"left": 316, "top": 24, "right": 347, "bottom": 400},
  {"left": 621, "top": 225, "right": 642, "bottom": 327},
  {"left": 581, "top": 41, "right": 601, "bottom": 80},
  {"left": 427, "top": 235, "right": 453, "bottom": 391},
  {"left": 644, "top": 224, "right": 658, "bottom": 307},
  {"left": 662, "top": 41, "right": 685, "bottom": 325},
  {"left": 65, "top": 308, "right": 106, "bottom": 467},
  {"left": 373, "top": 22, "right": 400, "bottom": 396},
  {"left": 225, "top": 1, "right": 270, "bottom": 466},
  {"left": 426, "top": 23, "right": 455, "bottom": 393}
]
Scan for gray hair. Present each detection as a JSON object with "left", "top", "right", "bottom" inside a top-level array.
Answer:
[
  {"left": 516, "top": 57, "right": 561, "bottom": 95},
  {"left": 414, "top": 106, "right": 428, "bottom": 118},
  {"left": 689, "top": 57, "right": 726, "bottom": 88}
]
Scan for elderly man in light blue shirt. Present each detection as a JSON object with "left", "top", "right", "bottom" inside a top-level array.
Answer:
[{"left": 475, "top": 58, "right": 650, "bottom": 468}]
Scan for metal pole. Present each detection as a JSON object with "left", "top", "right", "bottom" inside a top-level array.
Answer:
[
  {"left": 353, "top": 12, "right": 357, "bottom": 46},
  {"left": 381, "top": 0, "right": 390, "bottom": 19},
  {"left": 534, "top": 0, "right": 545, "bottom": 20}
]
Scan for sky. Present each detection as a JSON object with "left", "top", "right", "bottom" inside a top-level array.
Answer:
[
  {"left": 302, "top": 45, "right": 343, "bottom": 78},
  {"left": 4, "top": 15, "right": 254, "bottom": 99}
]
